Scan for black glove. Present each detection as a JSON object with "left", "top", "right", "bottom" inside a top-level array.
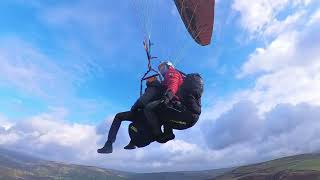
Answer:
[
  {"left": 160, "top": 90, "right": 174, "bottom": 108},
  {"left": 160, "top": 95, "right": 170, "bottom": 106}
]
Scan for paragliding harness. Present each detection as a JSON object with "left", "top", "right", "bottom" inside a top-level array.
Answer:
[
  {"left": 180, "top": 73, "right": 203, "bottom": 101},
  {"left": 128, "top": 122, "right": 154, "bottom": 148},
  {"left": 162, "top": 72, "right": 203, "bottom": 130},
  {"left": 129, "top": 39, "right": 164, "bottom": 147},
  {"left": 129, "top": 73, "right": 204, "bottom": 146},
  {"left": 178, "top": 72, "right": 203, "bottom": 114},
  {"left": 140, "top": 39, "right": 162, "bottom": 96},
  {"left": 171, "top": 71, "right": 204, "bottom": 114},
  {"left": 128, "top": 111, "right": 154, "bottom": 148}
]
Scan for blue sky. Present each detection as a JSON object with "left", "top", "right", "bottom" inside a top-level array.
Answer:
[
  {"left": 0, "top": 0, "right": 320, "bottom": 173},
  {"left": 0, "top": 0, "right": 255, "bottom": 122}
]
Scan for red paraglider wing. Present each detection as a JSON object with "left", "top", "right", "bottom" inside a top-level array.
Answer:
[{"left": 174, "top": 0, "right": 215, "bottom": 46}]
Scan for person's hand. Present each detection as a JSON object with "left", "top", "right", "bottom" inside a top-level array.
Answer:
[
  {"left": 160, "top": 95, "right": 170, "bottom": 106},
  {"left": 160, "top": 90, "right": 174, "bottom": 108}
]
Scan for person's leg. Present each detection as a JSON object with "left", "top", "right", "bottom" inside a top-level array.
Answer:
[
  {"left": 157, "top": 124, "right": 175, "bottom": 143},
  {"left": 157, "top": 110, "right": 177, "bottom": 143},
  {"left": 124, "top": 140, "right": 136, "bottom": 150},
  {"left": 98, "top": 111, "right": 133, "bottom": 154},
  {"left": 107, "top": 111, "right": 133, "bottom": 143},
  {"left": 144, "top": 100, "right": 163, "bottom": 139},
  {"left": 123, "top": 111, "right": 148, "bottom": 149}
]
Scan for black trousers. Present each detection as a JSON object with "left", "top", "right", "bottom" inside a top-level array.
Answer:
[
  {"left": 107, "top": 111, "right": 135, "bottom": 143},
  {"left": 144, "top": 100, "right": 163, "bottom": 136}
]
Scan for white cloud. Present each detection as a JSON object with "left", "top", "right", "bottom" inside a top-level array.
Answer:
[
  {"left": 0, "top": 115, "right": 13, "bottom": 131},
  {"left": 2, "top": 111, "right": 99, "bottom": 161},
  {"left": 238, "top": 31, "right": 298, "bottom": 76},
  {"left": 249, "top": 65, "right": 320, "bottom": 111},
  {"left": 234, "top": 8, "right": 320, "bottom": 113},
  {"left": 162, "top": 139, "right": 200, "bottom": 155},
  {"left": 0, "top": 111, "right": 209, "bottom": 172},
  {"left": 232, "top": 0, "right": 289, "bottom": 34},
  {"left": 204, "top": 101, "right": 262, "bottom": 150},
  {"left": 308, "top": 8, "right": 320, "bottom": 25},
  {"left": 195, "top": 4, "right": 320, "bottom": 170},
  {"left": 232, "top": 0, "right": 314, "bottom": 38},
  {"left": 263, "top": 10, "right": 306, "bottom": 37},
  {"left": 204, "top": 101, "right": 320, "bottom": 164},
  {"left": 239, "top": 17, "right": 320, "bottom": 77},
  {"left": 0, "top": 107, "right": 281, "bottom": 172}
]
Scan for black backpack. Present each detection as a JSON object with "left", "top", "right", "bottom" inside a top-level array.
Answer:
[
  {"left": 178, "top": 73, "right": 204, "bottom": 114},
  {"left": 128, "top": 122, "right": 154, "bottom": 148}
]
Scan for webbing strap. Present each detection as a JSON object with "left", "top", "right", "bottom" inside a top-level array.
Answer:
[
  {"left": 170, "top": 120, "right": 187, "bottom": 125},
  {"left": 140, "top": 38, "right": 160, "bottom": 96},
  {"left": 130, "top": 126, "right": 138, "bottom": 133}
]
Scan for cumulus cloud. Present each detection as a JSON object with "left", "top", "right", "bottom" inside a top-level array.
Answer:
[
  {"left": 232, "top": 0, "right": 286, "bottom": 34},
  {"left": 0, "top": 111, "right": 147, "bottom": 172},
  {"left": 308, "top": 8, "right": 320, "bottom": 25},
  {"left": 205, "top": 101, "right": 262, "bottom": 150},
  {"left": 232, "top": 0, "right": 313, "bottom": 37},
  {"left": 1, "top": 111, "right": 99, "bottom": 161},
  {"left": 199, "top": 6, "right": 320, "bottom": 166},
  {"left": 0, "top": 115, "right": 13, "bottom": 131},
  {"left": 2, "top": 102, "right": 319, "bottom": 173},
  {"left": 232, "top": 8, "right": 320, "bottom": 113},
  {"left": 0, "top": 107, "right": 267, "bottom": 172},
  {"left": 238, "top": 14, "right": 320, "bottom": 76},
  {"left": 0, "top": 110, "right": 211, "bottom": 172},
  {"left": 204, "top": 101, "right": 320, "bottom": 163}
]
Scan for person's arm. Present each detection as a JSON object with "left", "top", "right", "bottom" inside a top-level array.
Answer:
[
  {"left": 165, "top": 69, "right": 182, "bottom": 95},
  {"left": 131, "top": 82, "right": 162, "bottom": 112},
  {"left": 161, "top": 69, "right": 183, "bottom": 106}
]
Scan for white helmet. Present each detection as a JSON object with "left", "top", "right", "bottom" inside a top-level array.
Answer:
[{"left": 158, "top": 61, "right": 174, "bottom": 76}]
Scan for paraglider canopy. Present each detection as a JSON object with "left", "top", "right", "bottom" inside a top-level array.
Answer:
[
  {"left": 174, "top": 0, "right": 215, "bottom": 46},
  {"left": 130, "top": 0, "right": 215, "bottom": 93}
]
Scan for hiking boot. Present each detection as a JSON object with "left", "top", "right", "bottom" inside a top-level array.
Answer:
[
  {"left": 124, "top": 141, "right": 136, "bottom": 150},
  {"left": 97, "top": 141, "right": 113, "bottom": 154},
  {"left": 157, "top": 132, "right": 175, "bottom": 143}
]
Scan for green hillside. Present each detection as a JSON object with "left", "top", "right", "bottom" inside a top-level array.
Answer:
[
  {"left": 1, "top": 148, "right": 320, "bottom": 180},
  {"left": 0, "top": 148, "right": 130, "bottom": 180},
  {"left": 0, "top": 148, "right": 228, "bottom": 180},
  {"left": 214, "top": 153, "right": 320, "bottom": 180}
]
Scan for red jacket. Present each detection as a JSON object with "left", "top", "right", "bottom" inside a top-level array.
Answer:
[{"left": 163, "top": 67, "right": 184, "bottom": 96}]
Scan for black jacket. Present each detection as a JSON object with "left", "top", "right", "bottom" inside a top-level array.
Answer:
[{"left": 131, "top": 80, "right": 163, "bottom": 111}]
